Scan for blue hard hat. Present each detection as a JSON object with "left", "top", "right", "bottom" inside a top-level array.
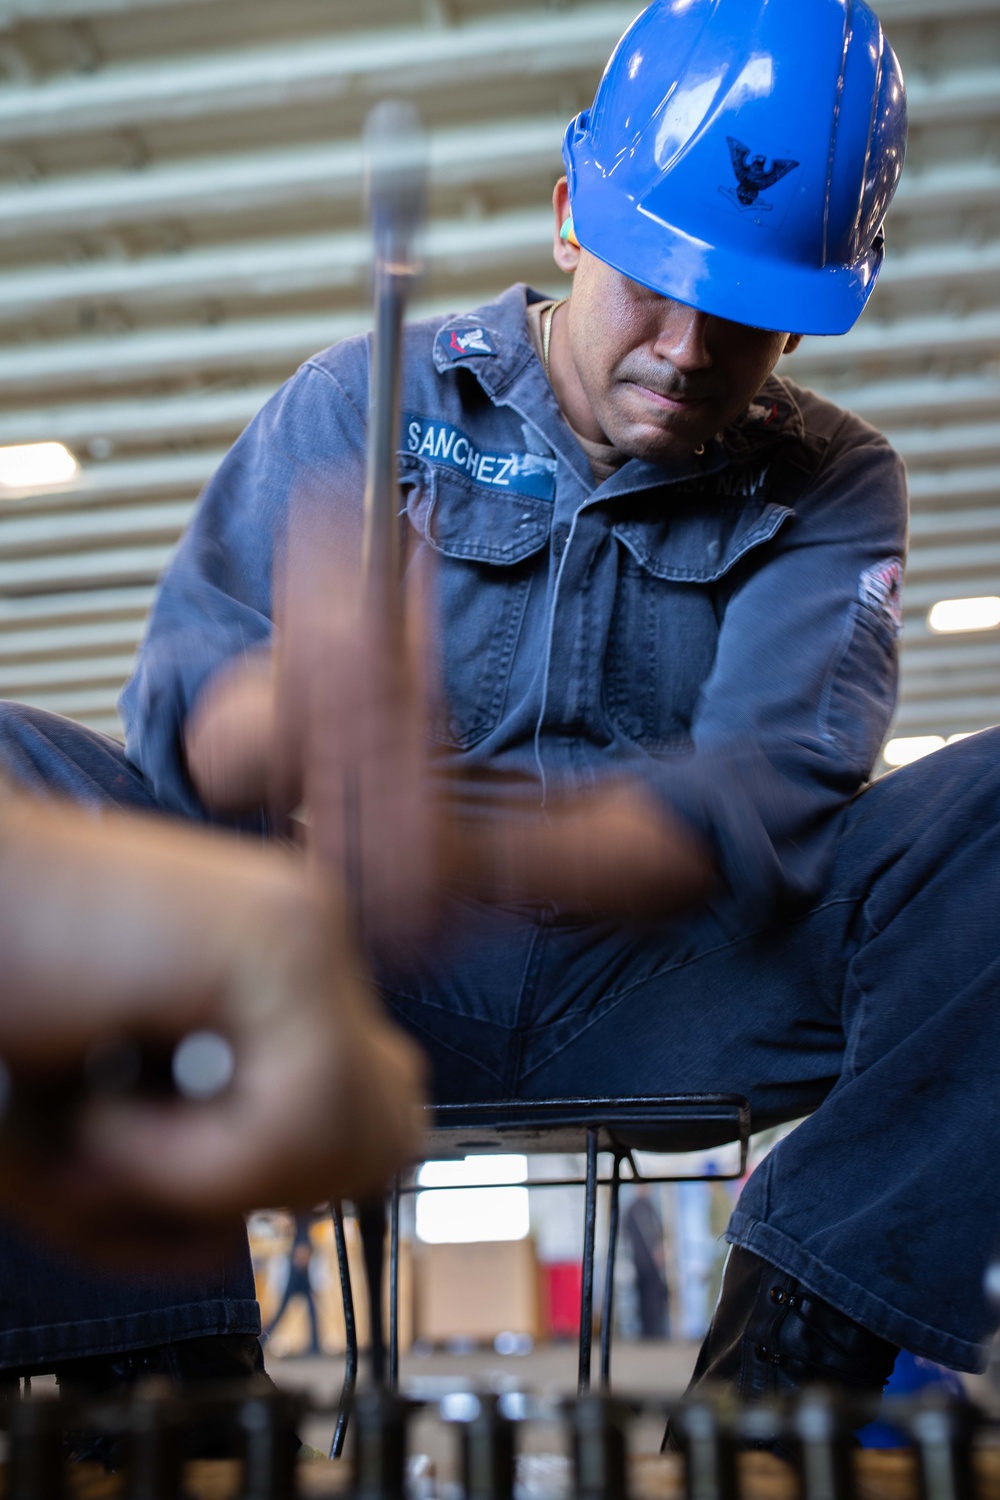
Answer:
[{"left": 562, "top": 0, "right": 907, "bottom": 336}]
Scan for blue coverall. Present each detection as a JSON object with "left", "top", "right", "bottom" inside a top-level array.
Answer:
[{"left": 1, "top": 284, "right": 998, "bottom": 1375}]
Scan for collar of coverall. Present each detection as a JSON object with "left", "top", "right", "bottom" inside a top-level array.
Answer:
[{"left": 431, "top": 284, "right": 808, "bottom": 475}]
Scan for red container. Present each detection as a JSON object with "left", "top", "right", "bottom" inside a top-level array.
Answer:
[{"left": 542, "top": 1261, "right": 582, "bottom": 1338}]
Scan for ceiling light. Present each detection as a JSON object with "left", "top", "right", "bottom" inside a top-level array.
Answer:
[
  {"left": 928, "top": 596, "right": 1000, "bottom": 634},
  {"left": 0, "top": 442, "right": 79, "bottom": 490},
  {"left": 883, "top": 736, "right": 946, "bottom": 768}
]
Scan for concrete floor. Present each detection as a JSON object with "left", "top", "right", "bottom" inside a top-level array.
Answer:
[
  {"left": 269, "top": 1339, "right": 996, "bottom": 1467},
  {"left": 268, "top": 1339, "right": 700, "bottom": 1463}
]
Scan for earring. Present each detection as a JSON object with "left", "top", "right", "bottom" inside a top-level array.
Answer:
[{"left": 560, "top": 215, "right": 580, "bottom": 249}]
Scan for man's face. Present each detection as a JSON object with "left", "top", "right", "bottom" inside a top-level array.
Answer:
[
  {"left": 551, "top": 180, "right": 801, "bottom": 463},
  {"left": 567, "top": 250, "right": 797, "bottom": 463}
]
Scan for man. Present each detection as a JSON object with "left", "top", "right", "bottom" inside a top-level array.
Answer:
[
  {"left": 3, "top": 0, "right": 997, "bottom": 1435},
  {"left": 623, "top": 1186, "right": 670, "bottom": 1341}
]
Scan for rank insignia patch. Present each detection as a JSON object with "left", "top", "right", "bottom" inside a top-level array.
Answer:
[
  {"left": 859, "top": 558, "right": 904, "bottom": 634},
  {"left": 746, "top": 399, "right": 783, "bottom": 428},
  {"left": 437, "top": 325, "right": 499, "bottom": 362}
]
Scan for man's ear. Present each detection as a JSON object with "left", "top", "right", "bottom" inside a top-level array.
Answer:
[
  {"left": 783, "top": 334, "right": 803, "bottom": 355},
  {"left": 552, "top": 177, "right": 581, "bottom": 274}
]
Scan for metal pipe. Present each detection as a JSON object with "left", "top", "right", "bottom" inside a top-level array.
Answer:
[
  {"left": 0, "top": 11, "right": 635, "bottom": 143},
  {"left": 599, "top": 1154, "right": 622, "bottom": 1390},
  {"left": 329, "top": 1202, "right": 357, "bottom": 1460},
  {"left": 578, "top": 1127, "right": 598, "bottom": 1394},
  {"left": 359, "top": 1197, "right": 387, "bottom": 1388},
  {"left": 389, "top": 1178, "right": 401, "bottom": 1392},
  {"left": 361, "top": 99, "right": 426, "bottom": 615},
  {"left": 0, "top": 118, "right": 565, "bottom": 239},
  {"left": 0, "top": 209, "right": 550, "bottom": 325}
]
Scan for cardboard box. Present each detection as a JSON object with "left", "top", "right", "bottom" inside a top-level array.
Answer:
[{"left": 415, "top": 1237, "right": 541, "bottom": 1344}]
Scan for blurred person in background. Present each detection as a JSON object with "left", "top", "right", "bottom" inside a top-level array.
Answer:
[
  {"left": 623, "top": 1186, "right": 670, "bottom": 1341},
  {"left": 1, "top": 0, "right": 998, "bottom": 1454},
  {"left": 264, "top": 1213, "right": 322, "bottom": 1357}
]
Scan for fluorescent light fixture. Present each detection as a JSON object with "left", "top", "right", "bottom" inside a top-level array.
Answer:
[
  {"left": 0, "top": 442, "right": 79, "bottom": 490},
  {"left": 416, "top": 1154, "right": 529, "bottom": 1243},
  {"left": 928, "top": 596, "right": 1000, "bottom": 634},
  {"left": 883, "top": 735, "right": 945, "bottom": 767}
]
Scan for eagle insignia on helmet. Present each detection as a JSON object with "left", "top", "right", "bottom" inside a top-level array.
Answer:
[{"left": 723, "top": 137, "right": 800, "bottom": 210}]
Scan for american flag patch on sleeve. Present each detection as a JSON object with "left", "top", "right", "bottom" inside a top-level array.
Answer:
[{"left": 859, "top": 558, "right": 903, "bottom": 634}]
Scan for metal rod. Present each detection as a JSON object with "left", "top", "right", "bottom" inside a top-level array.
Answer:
[
  {"left": 571, "top": 1395, "right": 628, "bottom": 1500},
  {"left": 910, "top": 1400, "right": 977, "bottom": 1500},
  {"left": 793, "top": 1392, "right": 854, "bottom": 1500},
  {"left": 578, "top": 1126, "right": 598, "bottom": 1394},
  {"left": 359, "top": 1197, "right": 387, "bottom": 1387},
  {"left": 460, "top": 1392, "right": 516, "bottom": 1500},
  {"left": 394, "top": 1169, "right": 743, "bottom": 1193},
  {"left": 361, "top": 100, "right": 426, "bottom": 619},
  {"left": 600, "top": 1153, "right": 622, "bottom": 1389},
  {"left": 362, "top": 267, "right": 406, "bottom": 618},
  {"left": 329, "top": 1202, "right": 357, "bottom": 1460},
  {"left": 679, "top": 1398, "right": 739, "bottom": 1500},
  {"left": 344, "top": 101, "right": 426, "bottom": 938},
  {"left": 389, "top": 1177, "right": 400, "bottom": 1392},
  {"left": 352, "top": 1389, "right": 408, "bottom": 1500}
]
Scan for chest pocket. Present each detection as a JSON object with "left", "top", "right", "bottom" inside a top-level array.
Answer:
[
  {"left": 404, "top": 463, "right": 551, "bottom": 749},
  {"left": 605, "top": 499, "right": 792, "bottom": 750}
]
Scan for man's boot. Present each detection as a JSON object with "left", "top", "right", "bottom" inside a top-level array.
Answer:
[{"left": 664, "top": 1246, "right": 899, "bottom": 1452}]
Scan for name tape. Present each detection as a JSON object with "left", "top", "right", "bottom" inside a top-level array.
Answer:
[{"left": 403, "top": 415, "right": 556, "bottom": 503}]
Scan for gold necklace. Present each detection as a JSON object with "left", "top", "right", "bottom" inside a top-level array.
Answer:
[{"left": 542, "top": 296, "right": 569, "bottom": 382}]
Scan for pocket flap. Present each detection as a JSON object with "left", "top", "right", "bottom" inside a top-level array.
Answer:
[
  {"left": 613, "top": 499, "right": 793, "bottom": 583},
  {"left": 405, "top": 464, "right": 551, "bottom": 565}
]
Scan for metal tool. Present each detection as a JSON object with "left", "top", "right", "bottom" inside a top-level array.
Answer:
[
  {"left": 341, "top": 100, "right": 428, "bottom": 936},
  {"left": 361, "top": 99, "right": 427, "bottom": 619}
]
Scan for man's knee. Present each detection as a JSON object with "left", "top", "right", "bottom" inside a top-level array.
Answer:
[
  {"left": 842, "top": 726, "right": 1000, "bottom": 871},
  {"left": 892, "top": 726, "right": 1000, "bottom": 797},
  {"left": 0, "top": 701, "right": 156, "bottom": 811},
  {"left": 0, "top": 700, "right": 55, "bottom": 785},
  {"left": 0, "top": 698, "right": 42, "bottom": 745}
]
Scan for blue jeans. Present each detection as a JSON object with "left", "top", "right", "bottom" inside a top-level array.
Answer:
[
  {"left": 0, "top": 703, "right": 260, "bottom": 1370},
  {"left": 379, "top": 731, "right": 1000, "bottom": 1375},
  {"left": 1, "top": 701, "right": 999, "bottom": 1374}
]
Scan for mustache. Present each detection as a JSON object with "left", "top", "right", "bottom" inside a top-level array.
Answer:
[{"left": 617, "top": 363, "right": 719, "bottom": 402}]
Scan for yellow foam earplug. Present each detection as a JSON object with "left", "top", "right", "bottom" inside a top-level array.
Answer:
[{"left": 560, "top": 216, "right": 581, "bottom": 249}]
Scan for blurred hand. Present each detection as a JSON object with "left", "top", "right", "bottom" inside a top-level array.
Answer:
[
  {"left": 184, "top": 648, "right": 277, "bottom": 815},
  {"left": 0, "top": 796, "right": 425, "bottom": 1268},
  {"left": 185, "top": 523, "right": 716, "bottom": 946},
  {"left": 283, "top": 550, "right": 446, "bottom": 961},
  {"left": 455, "top": 779, "right": 717, "bottom": 921},
  {"left": 184, "top": 524, "right": 446, "bottom": 961},
  {"left": 271, "top": 540, "right": 718, "bottom": 936}
]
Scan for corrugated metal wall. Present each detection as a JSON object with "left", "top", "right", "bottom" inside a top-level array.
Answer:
[{"left": 0, "top": 0, "right": 997, "bottom": 762}]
